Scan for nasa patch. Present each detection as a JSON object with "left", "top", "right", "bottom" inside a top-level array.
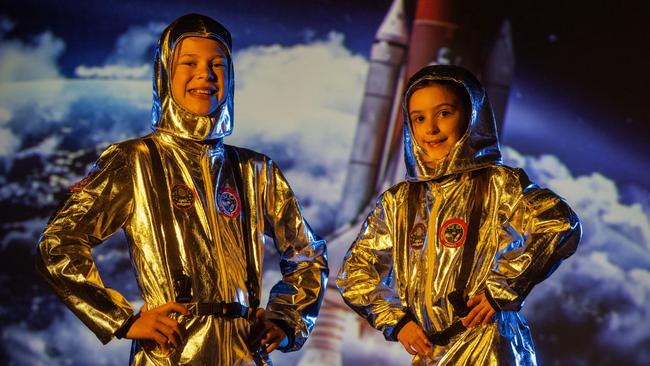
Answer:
[
  {"left": 218, "top": 186, "right": 241, "bottom": 218},
  {"left": 439, "top": 218, "right": 468, "bottom": 248},
  {"left": 409, "top": 222, "right": 427, "bottom": 248},
  {"left": 69, "top": 163, "right": 99, "bottom": 193},
  {"left": 171, "top": 184, "right": 195, "bottom": 210}
]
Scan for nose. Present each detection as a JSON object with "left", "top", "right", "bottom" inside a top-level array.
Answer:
[
  {"left": 427, "top": 119, "right": 440, "bottom": 134},
  {"left": 198, "top": 63, "right": 216, "bottom": 81}
]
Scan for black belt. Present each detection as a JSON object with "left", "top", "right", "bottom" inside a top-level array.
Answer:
[
  {"left": 426, "top": 321, "right": 466, "bottom": 346},
  {"left": 186, "top": 302, "right": 251, "bottom": 319}
]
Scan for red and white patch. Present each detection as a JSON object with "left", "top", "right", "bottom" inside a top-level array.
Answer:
[
  {"left": 218, "top": 186, "right": 241, "bottom": 218},
  {"left": 439, "top": 218, "right": 468, "bottom": 248},
  {"left": 171, "top": 184, "right": 195, "bottom": 210}
]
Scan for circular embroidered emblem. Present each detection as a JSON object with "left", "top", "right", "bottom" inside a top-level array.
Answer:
[
  {"left": 409, "top": 222, "right": 427, "bottom": 248},
  {"left": 439, "top": 218, "right": 468, "bottom": 248},
  {"left": 218, "top": 186, "right": 241, "bottom": 218},
  {"left": 171, "top": 184, "right": 195, "bottom": 210}
]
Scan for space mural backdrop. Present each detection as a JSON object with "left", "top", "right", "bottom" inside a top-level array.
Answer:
[{"left": 1, "top": 1, "right": 648, "bottom": 365}]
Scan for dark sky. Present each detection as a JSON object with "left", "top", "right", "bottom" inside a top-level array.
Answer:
[{"left": 2, "top": 0, "right": 649, "bottom": 186}]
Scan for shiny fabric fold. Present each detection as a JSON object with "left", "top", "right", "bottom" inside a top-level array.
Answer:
[{"left": 337, "top": 65, "right": 581, "bottom": 365}]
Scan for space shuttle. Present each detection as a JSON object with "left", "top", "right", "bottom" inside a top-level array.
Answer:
[{"left": 297, "top": 0, "right": 514, "bottom": 365}]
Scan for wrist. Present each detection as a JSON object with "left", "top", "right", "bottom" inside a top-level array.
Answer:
[{"left": 115, "top": 313, "right": 140, "bottom": 339}]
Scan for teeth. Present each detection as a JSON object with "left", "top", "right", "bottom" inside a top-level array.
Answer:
[{"left": 191, "top": 89, "right": 214, "bottom": 95}]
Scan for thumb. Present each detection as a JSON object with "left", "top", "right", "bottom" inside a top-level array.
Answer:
[
  {"left": 255, "top": 308, "right": 266, "bottom": 320},
  {"left": 466, "top": 295, "right": 481, "bottom": 308},
  {"left": 140, "top": 303, "right": 149, "bottom": 313}
]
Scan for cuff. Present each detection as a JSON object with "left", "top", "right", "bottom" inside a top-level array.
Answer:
[
  {"left": 484, "top": 289, "right": 503, "bottom": 313},
  {"left": 114, "top": 313, "right": 139, "bottom": 339},
  {"left": 388, "top": 310, "right": 416, "bottom": 342}
]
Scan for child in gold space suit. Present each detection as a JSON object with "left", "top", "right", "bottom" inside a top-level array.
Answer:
[
  {"left": 36, "top": 13, "right": 328, "bottom": 366},
  {"left": 337, "top": 64, "right": 581, "bottom": 365}
]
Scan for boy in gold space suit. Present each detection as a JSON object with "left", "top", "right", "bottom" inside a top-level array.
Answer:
[
  {"left": 36, "top": 14, "right": 328, "bottom": 366},
  {"left": 337, "top": 65, "right": 581, "bottom": 365}
]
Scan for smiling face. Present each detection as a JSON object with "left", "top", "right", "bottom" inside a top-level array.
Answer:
[
  {"left": 170, "top": 37, "right": 229, "bottom": 116},
  {"left": 408, "top": 83, "right": 469, "bottom": 167}
]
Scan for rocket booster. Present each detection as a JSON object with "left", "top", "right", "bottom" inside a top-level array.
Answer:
[
  {"left": 335, "top": 0, "right": 408, "bottom": 227},
  {"left": 482, "top": 19, "right": 515, "bottom": 134}
]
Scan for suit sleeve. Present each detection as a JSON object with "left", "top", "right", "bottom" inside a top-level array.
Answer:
[
  {"left": 485, "top": 175, "right": 582, "bottom": 312},
  {"left": 35, "top": 144, "right": 135, "bottom": 344},
  {"left": 262, "top": 159, "right": 329, "bottom": 352},
  {"left": 336, "top": 194, "right": 409, "bottom": 342}
]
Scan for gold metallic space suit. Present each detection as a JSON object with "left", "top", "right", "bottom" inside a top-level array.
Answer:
[
  {"left": 36, "top": 14, "right": 328, "bottom": 365},
  {"left": 337, "top": 65, "right": 581, "bottom": 365}
]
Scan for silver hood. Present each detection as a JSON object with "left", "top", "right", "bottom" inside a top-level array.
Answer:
[
  {"left": 151, "top": 13, "right": 234, "bottom": 141},
  {"left": 403, "top": 65, "right": 502, "bottom": 182}
]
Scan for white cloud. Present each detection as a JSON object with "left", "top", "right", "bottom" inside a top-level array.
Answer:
[
  {"left": 2, "top": 303, "right": 133, "bottom": 365},
  {"left": 75, "top": 64, "right": 150, "bottom": 79},
  {"left": 0, "top": 31, "right": 65, "bottom": 82},
  {"left": 503, "top": 147, "right": 650, "bottom": 363},
  {"left": 231, "top": 32, "right": 368, "bottom": 228},
  {"left": 74, "top": 22, "right": 163, "bottom": 80},
  {"left": 106, "top": 22, "right": 164, "bottom": 66}
]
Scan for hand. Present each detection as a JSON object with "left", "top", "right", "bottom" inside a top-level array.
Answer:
[
  {"left": 126, "top": 302, "right": 189, "bottom": 352},
  {"left": 462, "top": 292, "right": 495, "bottom": 328},
  {"left": 396, "top": 320, "right": 432, "bottom": 357},
  {"left": 247, "top": 308, "right": 288, "bottom": 353}
]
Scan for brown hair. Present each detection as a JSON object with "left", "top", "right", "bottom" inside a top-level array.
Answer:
[{"left": 408, "top": 79, "right": 472, "bottom": 117}]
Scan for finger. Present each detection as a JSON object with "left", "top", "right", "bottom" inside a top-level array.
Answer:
[
  {"left": 155, "top": 321, "right": 182, "bottom": 349},
  {"left": 151, "top": 329, "right": 168, "bottom": 349},
  {"left": 159, "top": 316, "right": 183, "bottom": 338},
  {"left": 255, "top": 308, "right": 266, "bottom": 320},
  {"left": 462, "top": 306, "right": 480, "bottom": 327},
  {"left": 414, "top": 328, "right": 432, "bottom": 348},
  {"left": 417, "top": 335, "right": 432, "bottom": 354},
  {"left": 265, "top": 341, "right": 279, "bottom": 353},
  {"left": 481, "top": 308, "right": 495, "bottom": 325},
  {"left": 141, "top": 303, "right": 149, "bottom": 313},
  {"left": 414, "top": 339, "right": 432, "bottom": 356},
  {"left": 466, "top": 295, "right": 481, "bottom": 308},
  {"left": 469, "top": 303, "right": 492, "bottom": 328},
  {"left": 477, "top": 303, "right": 495, "bottom": 325},
  {"left": 159, "top": 302, "right": 189, "bottom": 316},
  {"left": 400, "top": 340, "right": 417, "bottom": 355}
]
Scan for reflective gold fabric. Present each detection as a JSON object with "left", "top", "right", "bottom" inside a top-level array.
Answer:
[
  {"left": 36, "top": 14, "right": 328, "bottom": 366},
  {"left": 337, "top": 66, "right": 581, "bottom": 365}
]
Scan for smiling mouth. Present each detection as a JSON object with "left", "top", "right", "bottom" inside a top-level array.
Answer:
[
  {"left": 188, "top": 88, "right": 217, "bottom": 97},
  {"left": 424, "top": 138, "right": 447, "bottom": 147}
]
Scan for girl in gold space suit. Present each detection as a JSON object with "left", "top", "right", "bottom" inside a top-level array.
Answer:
[
  {"left": 36, "top": 14, "right": 328, "bottom": 366},
  {"left": 337, "top": 65, "right": 581, "bottom": 365}
]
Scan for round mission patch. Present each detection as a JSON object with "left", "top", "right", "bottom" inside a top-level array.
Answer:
[
  {"left": 171, "top": 184, "right": 195, "bottom": 210},
  {"left": 439, "top": 217, "right": 468, "bottom": 248},
  {"left": 218, "top": 186, "right": 241, "bottom": 218}
]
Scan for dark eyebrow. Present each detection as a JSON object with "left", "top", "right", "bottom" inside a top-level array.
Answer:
[
  {"left": 178, "top": 53, "right": 227, "bottom": 60},
  {"left": 409, "top": 103, "right": 456, "bottom": 114}
]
